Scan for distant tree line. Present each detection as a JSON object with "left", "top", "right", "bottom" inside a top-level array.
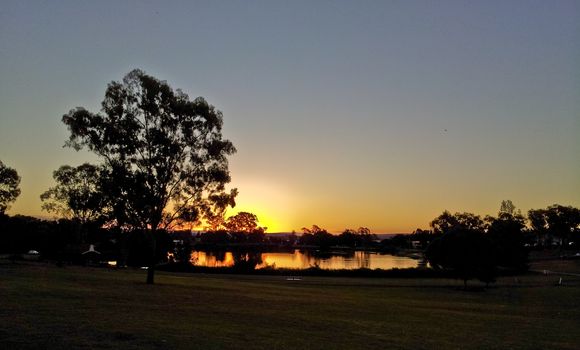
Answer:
[
  {"left": 296, "top": 225, "right": 377, "bottom": 249},
  {"left": 3, "top": 152, "right": 580, "bottom": 284},
  {"left": 423, "top": 200, "right": 580, "bottom": 287},
  {"left": 0, "top": 214, "right": 173, "bottom": 267}
]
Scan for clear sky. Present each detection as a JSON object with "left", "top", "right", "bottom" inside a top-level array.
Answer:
[{"left": 1, "top": 1, "right": 579, "bottom": 233}]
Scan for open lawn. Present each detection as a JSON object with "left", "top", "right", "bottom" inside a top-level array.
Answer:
[{"left": 1, "top": 262, "right": 579, "bottom": 350}]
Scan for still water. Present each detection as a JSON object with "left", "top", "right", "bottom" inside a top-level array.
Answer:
[{"left": 190, "top": 249, "right": 421, "bottom": 270}]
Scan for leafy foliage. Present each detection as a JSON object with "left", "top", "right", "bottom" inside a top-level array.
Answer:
[
  {"left": 203, "top": 188, "right": 238, "bottom": 231},
  {"left": 299, "top": 225, "right": 334, "bottom": 248},
  {"left": 499, "top": 199, "right": 518, "bottom": 217},
  {"left": 337, "top": 227, "right": 377, "bottom": 247},
  {"left": 430, "top": 211, "right": 485, "bottom": 234},
  {"left": 40, "top": 163, "right": 109, "bottom": 223},
  {"left": 528, "top": 204, "right": 580, "bottom": 247},
  {"left": 0, "top": 160, "right": 21, "bottom": 214},
  {"left": 224, "top": 211, "right": 265, "bottom": 233}
]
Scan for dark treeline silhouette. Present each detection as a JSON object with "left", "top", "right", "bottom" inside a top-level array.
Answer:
[
  {"left": 0, "top": 214, "right": 174, "bottom": 268},
  {"left": 193, "top": 211, "right": 268, "bottom": 250},
  {"left": 297, "top": 225, "right": 377, "bottom": 249},
  {"left": 1, "top": 200, "right": 579, "bottom": 285},
  {"left": 192, "top": 224, "right": 378, "bottom": 251},
  {"left": 528, "top": 204, "right": 580, "bottom": 249},
  {"left": 424, "top": 200, "right": 580, "bottom": 287}
]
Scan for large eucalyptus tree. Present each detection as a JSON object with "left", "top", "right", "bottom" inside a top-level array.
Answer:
[{"left": 62, "top": 69, "right": 236, "bottom": 283}]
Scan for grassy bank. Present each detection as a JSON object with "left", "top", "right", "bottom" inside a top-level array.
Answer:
[{"left": 1, "top": 262, "right": 579, "bottom": 349}]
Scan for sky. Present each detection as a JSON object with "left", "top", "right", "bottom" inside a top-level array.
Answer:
[{"left": 1, "top": 0, "right": 579, "bottom": 233}]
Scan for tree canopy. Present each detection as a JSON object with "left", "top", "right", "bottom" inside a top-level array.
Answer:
[
  {"left": 203, "top": 188, "right": 238, "bottom": 231},
  {"left": 485, "top": 201, "right": 528, "bottom": 270},
  {"left": 0, "top": 160, "right": 21, "bottom": 214},
  {"left": 224, "top": 211, "right": 265, "bottom": 233},
  {"left": 528, "top": 204, "right": 580, "bottom": 247},
  {"left": 61, "top": 69, "right": 236, "bottom": 283},
  {"left": 337, "top": 227, "right": 377, "bottom": 247},
  {"left": 430, "top": 211, "right": 485, "bottom": 234},
  {"left": 40, "top": 163, "right": 109, "bottom": 224}
]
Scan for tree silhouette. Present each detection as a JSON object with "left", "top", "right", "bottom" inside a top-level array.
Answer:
[
  {"left": 427, "top": 210, "right": 499, "bottom": 287},
  {"left": 527, "top": 208, "right": 549, "bottom": 246},
  {"left": 40, "top": 163, "right": 109, "bottom": 224},
  {"left": 225, "top": 211, "right": 265, "bottom": 233},
  {"left": 528, "top": 204, "right": 580, "bottom": 248},
  {"left": 499, "top": 200, "right": 518, "bottom": 217},
  {"left": 426, "top": 229, "right": 496, "bottom": 288},
  {"left": 430, "top": 211, "right": 485, "bottom": 234},
  {"left": 61, "top": 69, "right": 236, "bottom": 284},
  {"left": 301, "top": 225, "right": 327, "bottom": 235},
  {"left": 337, "top": 227, "right": 377, "bottom": 247},
  {"left": 486, "top": 200, "right": 528, "bottom": 271},
  {"left": 299, "top": 225, "right": 334, "bottom": 248},
  {"left": 203, "top": 189, "right": 238, "bottom": 231},
  {"left": 0, "top": 160, "right": 21, "bottom": 214}
]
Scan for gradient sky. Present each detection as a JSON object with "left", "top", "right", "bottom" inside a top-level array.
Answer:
[{"left": 1, "top": 1, "right": 579, "bottom": 233}]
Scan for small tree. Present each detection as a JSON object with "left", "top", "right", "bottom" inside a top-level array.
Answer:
[
  {"left": 299, "top": 225, "right": 334, "bottom": 248},
  {"left": 0, "top": 160, "right": 21, "bottom": 214},
  {"left": 40, "top": 163, "right": 109, "bottom": 224},
  {"left": 499, "top": 200, "right": 517, "bottom": 217},
  {"left": 62, "top": 69, "right": 236, "bottom": 284},
  {"left": 225, "top": 211, "right": 265, "bottom": 234}
]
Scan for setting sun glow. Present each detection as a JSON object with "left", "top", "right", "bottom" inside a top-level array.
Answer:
[{"left": 226, "top": 178, "right": 296, "bottom": 233}]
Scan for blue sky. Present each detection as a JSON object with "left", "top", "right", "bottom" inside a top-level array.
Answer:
[{"left": 1, "top": 0, "right": 578, "bottom": 232}]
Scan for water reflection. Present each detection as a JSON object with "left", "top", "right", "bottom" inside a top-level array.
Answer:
[
  {"left": 190, "top": 250, "right": 233, "bottom": 267},
  {"left": 190, "top": 250, "right": 420, "bottom": 270}
]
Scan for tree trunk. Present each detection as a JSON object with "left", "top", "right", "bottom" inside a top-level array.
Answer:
[
  {"left": 146, "top": 263, "right": 155, "bottom": 284},
  {"left": 146, "top": 229, "right": 157, "bottom": 284}
]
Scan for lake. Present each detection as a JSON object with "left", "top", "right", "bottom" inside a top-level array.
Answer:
[{"left": 190, "top": 249, "right": 422, "bottom": 270}]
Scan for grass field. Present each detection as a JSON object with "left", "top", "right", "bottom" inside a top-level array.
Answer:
[{"left": 1, "top": 261, "right": 580, "bottom": 350}]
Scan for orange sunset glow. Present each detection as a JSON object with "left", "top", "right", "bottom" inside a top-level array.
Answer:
[{"left": 1, "top": 1, "right": 578, "bottom": 233}]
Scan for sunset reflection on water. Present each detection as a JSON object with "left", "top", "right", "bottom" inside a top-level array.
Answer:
[{"left": 190, "top": 250, "right": 420, "bottom": 270}]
